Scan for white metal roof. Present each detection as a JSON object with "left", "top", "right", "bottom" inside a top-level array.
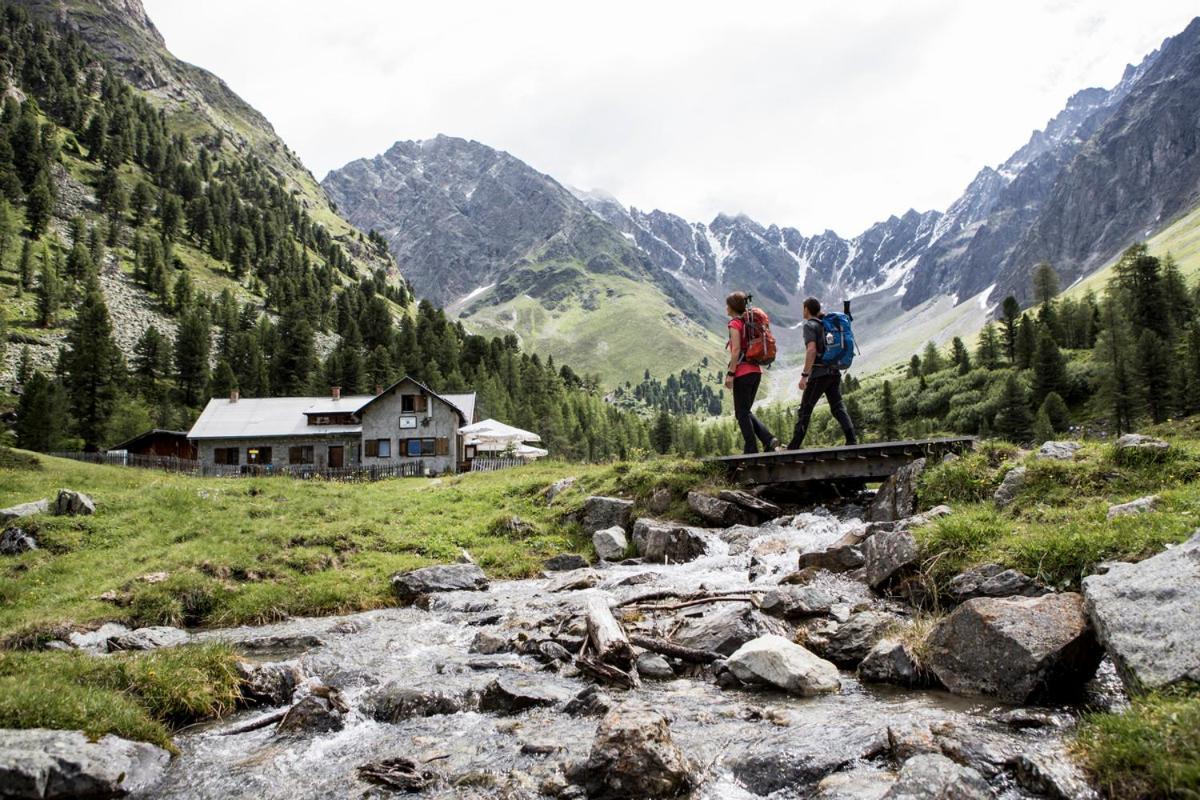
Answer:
[
  {"left": 303, "top": 395, "right": 375, "bottom": 414},
  {"left": 441, "top": 393, "right": 477, "bottom": 423},
  {"left": 188, "top": 397, "right": 364, "bottom": 440}
]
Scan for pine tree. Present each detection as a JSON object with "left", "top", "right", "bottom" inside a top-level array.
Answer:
[
  {"left": 1095, "top": 300, "right": 1138, "bottom": 434},
  {"left": 17, "top": 238, "right": 33, "bottom": 291},
  {"left": 1161, "top": 254, "right": 1193, "bottom": 332},
  {"left": 36, "top": 251, "right": 62, "bottom": 326},
  {"left": 975, "top": 323, "right": 1001, "bottom": 369},
  {"left": 920, "top": 342, "right": 943, "bottom": 375},
  {"left": 1001, "top": 296, "right": 1021, "bottom": 363},
  {"left": 1015, "top": 316, "right": 1036, "bottom": 369},
  {"left": 651, "top": 409, "right": 673, "bottom": 454},
  {"left": 1112, "top": 244, "right": 1168, "bottom": 339},
  {"left": 133, "top": 326, "right": 170, "bottom": 402},
  {"left": 211, "top": 358, "right": 236, "bottom": 398},
  {"left": 1032, "top": 405, "right": 1054, "bottom": 445},
  {"left": 24, "top": 170, "right": 53, "bottom": 236},
  {"left": 994, "top": 374, "right": 1033, "bottom": 442},
  {"left": 15, "top": 371, "right": 64, "bottom": 451},
  {"left": 907, "top": 354, "right": 921, "bottom": 378},
  {"left": 62, "top": 286, "right": 125, "bottom": 450},
  {"left": 1184, "top": 321, "right": 1200, "bottom": 416},
  {"left": 16, "top": 345, "right": 33, "bottom": 385},
  {"left": 0, "top": 197, "right": 12, "bottom": 269},
  {"left": 174, "top": 306, "right": 211, "bottom": 406},
  {"left": 1135, "top": 329, "right": 1172, "bottom": 424},
  {"left": 1031, "top": 330, "right": 1067, "bottom": 406},
  {"left": 1032, "top": 262, "right": 1061, "bottom": 305},
  {"left": 880, "top": 380, "right": 898, "bottom": 440},
  {"left": 951, "top": 336, "right": 971, "bottom": 375},
  {"left": 1039, "top": 391, "right": 1070, "bottom": 433}
]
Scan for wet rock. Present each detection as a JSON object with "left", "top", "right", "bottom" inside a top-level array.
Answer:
[
  {"left": 1036, "top": 441, "right": 1080, "bottom": 461},
  {"left": 925, "top": 593, "right": 1103, "bottom": 703},
  {"left": 545, "top": 554, "right": 590, "bottom": 572},
  {"left": 358, "top": 757, "right": 436, "bottom": 792},
  {"left": 930, "top": 725, "right": 1017, "bottom": 780},
  {"left": 53, "top": 489, "right": 95, "bottom": 516},
  {"left": 0, "top": 499, "right": 48, "bottom": 524},
  {"left": 470, "top": 630, "right": 511, "bottom": 655},
  {"left": 615, "top": 572, "right": 655, "bottom": 587},
  {"left": 235, "top": 660, "right": 302, "bottom": 706},
  {"left": 479, "top": 674, "right": 571, "bottom": 714},
  {"left": 239, "top": 633, "right": 323, "bottom": 652},
  {"left": 0, "top": 728, "right": 169, "bottom": 799},
  {"left": 646, "top": 487, "right": 674, "bottom": 515},
  {"left": 581, "top": 496, "right": 634, "bottom": 535},
  {"left": 275, "top": 693, "right": 345, "bottom": 735},
  {"left": 365, "top": 682, "right": 474, "bottom": 721},
  {"left": 797, "top": 532, "right": 866, "bottom": 572},
  {"left": 718, "top": 489, "right": 782, "bottom": 519},
  {"left": 67, "top": 623, "right": 131, "bottom": 653},
  {"left": 726, "top": 634, "right": 841, "bottom": 695},
  {"left": 885, "top": 721, "right": 940, "bottom": 760},
  {"left": 631, "top": 518, "right": 708, "bottom": 564},
  {"left": 892, "top": 504, "right": 952, "bottom": 532},
  {"left": 728, "top": 721, "right": 887, "bottom": 796},
  {"left": 544, "top": 477, "right": 577, "bottom": 504},
  {"left": 564, "top": 685, "right": 614, "bottom": 717},
  {"left": 1114, "top": 433, "right": 1170, "bottom": 460},
  {"left": 0, "top": 527, "right": 37, "bottom": 555},
  {"left": 1082, "top": 531, "right": 1200, "bottom": 692},
  {"left": 548, "top": 568, "right": 601, "bottom": 591},
  {"left": 687, "top": 492, "right": 757, "bottom": 527},
  {"left": 1011, "top": 751, "right": 1100, "bottom": 800},
  {"left": 866, "top": 458, "right": 925, "bottom": 522},
  {"left": 672, "top": 604, "right": 788, "bottom": 656},
  {"left": 635, "top": 652, "right": 674, "bottom": 680},
  {"left": 946, "top": 563, "right": 1047, "bottom": 603},
  {"left": 883, "top": 753, "right": 992, "bottom": 799},
  {"left": 761, "top": 578, "right": 871, "bottom": 621},
  {"left": 820, "top": 611, "right": 900, "bottom": 667},
  {"left": 993, "top": 466, "right": 1026, "bottom": 509},
  {"left": 592, "top": 526, "right": 628, "bottom": 561},
  {"left": 863, "top": 528, "right": 919, "bottom": 589},
  {"left": 859, "top": 639, "right": 931, "bottom": 688},
  {"left": 107, "top": 626, "right": 190, "bottom": 651},
  {"left": 569, "top": 700, "right": 692, "bottom": 799},
  {"left": 1106, "top": 494, "right": 1160, "bottom": 520},
  {"left": 538, "top": 640, "right": 573, "bottom": 663},
  {"left": 391, "top": 563, "right": 489, "bottom": 603},
  {"left": 816, "top": 768, "right": 898, "bottom": 800}
]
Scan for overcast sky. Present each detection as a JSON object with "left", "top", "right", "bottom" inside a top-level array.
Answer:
[{"left": 143, "top": 1, "right": 1196, "bottom": 237}]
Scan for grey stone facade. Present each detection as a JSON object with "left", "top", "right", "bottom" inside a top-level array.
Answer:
[
  {"left": 195, "top": 435, "right": 360, "bottom": 471},
  {"left": 358, "top": 378, "right": 463, "bottom": 474}
]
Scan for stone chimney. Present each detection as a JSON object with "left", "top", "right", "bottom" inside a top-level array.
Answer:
[
  {"left": 331, "top": 386, "right": 341, "bottom": 401},
  {"left": 230, "top": 389, "right": 239, "bottom": 403}
]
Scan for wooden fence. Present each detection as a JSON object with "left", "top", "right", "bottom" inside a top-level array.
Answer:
[
  {"left": 470, "top": 457, "right": 529, "bottom": 473},
  {"left": 50, "top": 452, "right": 425, "bottom": 482}
]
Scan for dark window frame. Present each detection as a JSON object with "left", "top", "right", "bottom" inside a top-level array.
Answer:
[
  {"left": 288, "top": 445, "right": 314, "bottom": 465},
  {"left": 213, "top": 447, "right": 239, "bottom": 465}
]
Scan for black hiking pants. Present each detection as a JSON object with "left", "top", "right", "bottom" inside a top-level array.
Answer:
[
  {"left": 732, "top": 372, "right": 776, "bottom": 454},
  {"left": 788, "top": 370, "right": 857, "bottom": 450}
]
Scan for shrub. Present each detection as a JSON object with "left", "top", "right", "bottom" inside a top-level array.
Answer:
[
  {"left": 128, "top": 571, "right": 230, "bottom": 627},
  {"left": 919, "top": 453, "right": 1006, "bottom": 506}
]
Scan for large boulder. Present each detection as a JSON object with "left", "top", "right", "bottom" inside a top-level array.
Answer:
[
  {"left": 107, "top": 626, "right": 190, "bottom": 651},
  {"left": 0, "top": 499, "right": 48, "bottom": 524},
  {"left": 1082, "top": 531, "right": 1200, "bottom": 692},
  {"left": 718, "top": 489, "right": 782, "bottom": 519},
  {"left": 727, "top": 720, "right": 887, "bottom": 796},
  {"left": 925, "top": 593, "right": 1103, "bottom": 703},
  {"left": 946, "top": 564, "right": 1046, "bottom": 603},
  {"left": 671, "top": 604, "right": 788, "bottom": 656},
  {"left": 1036, "top": 441, "right": 1080, "bottom": 461},
  {"left": 543, "top": 477, "right": 577, "bottom": 505},
  {"left": 1114, "top": 433, "right": 1170, "bottom": 461},
  {"left": 365, "top": 683, "right": 476, "bottom": 721},
  {"left": 570, "top": 700, "right": 692, "bottom": 798},
  {"left": 631, "top": 518, "right": 708, "bottom": 564},
  {"left": 866, "top": 459, "right": 925, "bottom": 522},
  {"left": 592, "top": 526, "right": 628, "bottom": 561},
  {"left": 236, "top": 660, "right": 303, "bottom": 706},
  {"left": 858, "top": 638, "right": 930, "bottom": 688},
  {"left": 687, "top": 492, "right": 756, "bottom": 527},
  {"left": 479, "top": 674, "right": 571, "bottom": 714},
  {"left": 818, "top": 611, "right": 899, "bottom": 667},
  {"left": 760, "top": 579, "right": 871, "bottom": 621},
  {"left": 1106, "top": 495, "right": 1160, "bottom": 520},
  {"left": 0, "top": 728, "right": 169, "bottom": 799},
  {"left": 992, "top": 466, "right": 1026, "bottom": 509},
  {"left": 543, "top": 553, "right": 589, "bottom": 571},
  {"left": 797, "top": 530, "right": 866, "bottom": 573},
  {"left": 66, "top": 623, "right": 131, "bottom": 654},
  {"left": 52, "top": 490, "right": 95, "bottom": 517},
  {"left": 581, "top": 496, "right": 634, "bottom": 535},
  {"left": 725, "top": 634, "right": 841, "bottom": 695},
  {"left": 863, "top": 529, "right": 919, "bottom": 589},
  {"left": 0, "top": 528, "right": 38, "bottom": 555},
  {"left": 882, "top": 753, "right": 992, "bottom": 799},
  {"left": 275, "top": 693, "right": 345, "bottom": 735},
  {"left": 390, "top": 563, "right": 489, "bottom": 603}
]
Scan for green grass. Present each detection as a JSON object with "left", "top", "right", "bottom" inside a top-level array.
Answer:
[
  {"left": 0, "top": 451, "right": 718, "bottom": 641},
  {"left": 0, "top": 644, "right": 242, "bottom": 751},
  {"left": 1077, "top": 691, "right": 1200, "bottom": 799}
]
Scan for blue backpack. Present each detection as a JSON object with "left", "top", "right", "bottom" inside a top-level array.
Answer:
[{"left": 820, "top": 312, "right": 856, "bottom": 369}]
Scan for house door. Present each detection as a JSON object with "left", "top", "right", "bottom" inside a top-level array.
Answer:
[{"left": 328, "top": 445, "right": 344, "bottom": 469}]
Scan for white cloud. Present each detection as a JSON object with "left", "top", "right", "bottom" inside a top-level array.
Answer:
[{"left": 144, "top": 0, "right": 1197, "bottom": 236}]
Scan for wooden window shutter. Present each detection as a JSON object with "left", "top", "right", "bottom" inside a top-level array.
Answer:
[
  {"left": 416, "top": 395, "right": 428, "bottom": 413},
  {"left": 365, "top": 439, "right": 379, "bottom": 458},
  {"left": 435, "top": 437, "right": 449, "bottom": 456}
]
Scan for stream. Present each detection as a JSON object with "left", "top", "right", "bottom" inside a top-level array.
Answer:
[{"left": 138, "top": 508, "right": 1109, "bottom": 799}]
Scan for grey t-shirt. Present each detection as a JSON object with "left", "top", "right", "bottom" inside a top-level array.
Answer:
[{"left": 803, "top": 317, "right": 833, "bottom": 377}]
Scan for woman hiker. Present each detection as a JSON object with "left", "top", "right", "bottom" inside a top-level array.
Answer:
[{"left": 725, "top": 291, "right": 782, "bottom": 454}]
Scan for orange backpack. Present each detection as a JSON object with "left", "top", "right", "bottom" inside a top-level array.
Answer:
[{"left": 741, "top": 306, "right": 777, "bottom": 366}]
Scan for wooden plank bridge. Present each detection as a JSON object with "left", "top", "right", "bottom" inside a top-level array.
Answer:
[{"left": 706, "top": 437, "right": 977, "bottom": 486}]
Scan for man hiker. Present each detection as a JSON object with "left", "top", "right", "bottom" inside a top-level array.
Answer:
[{"left": 788, "top": 296, "right": 857, "bottom": 450}]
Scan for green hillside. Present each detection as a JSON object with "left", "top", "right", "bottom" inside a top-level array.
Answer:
[{"left": 1066, "top": 201, "right": 1200, "bottom": 300}]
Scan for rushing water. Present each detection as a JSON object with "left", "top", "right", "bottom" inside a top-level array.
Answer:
[{"left": 138, "top": 509, "right": 1096, "bottom": 799}]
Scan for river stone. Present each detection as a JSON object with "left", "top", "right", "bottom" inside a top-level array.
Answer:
[
  {"left": 718, "top": 489, "right": 782, "bottom": 519},
  {"left": 671, "top": 604, "right": 788, "bottom": 656},
  {"left": 564, "top": 685, "right": 614, "bottom": 717},
  {"left": 726, "top": 634, "right": 841, "bottom": 695},
  {"left": 358, "top": 757, "right": 436, "bottom": 792},
  {"left": 548, "top": 568, "right": 601, "bottom": 591},
  {"left": 816, "top": 768, "right": 898, "bottom": 800},
  {"left": 946, "top": 563, "right": 1046, "bottom": 603},
  {"left": 67, "top": 623, "right": 131, "bottom": 653},
  {"left": 635, "top": 652, "right": 675, "bottom": 680},
  {"left": 571, "top": 700, "right": 692, "bottom": 799},
  {"left": 993, "top": 466, "right": 1026, "bottom": 509},
  {"left": 925, "top": 593, "right": 1103, "bottom": 703},
  {"left": 582, "top": 496, "right": 634, "bottom": 534},
  {"left": 479, "top": 674, "right": 571, "bottom": 714},
  {"left": 236, "top": 660, "right": 303, "bottom": 706},
  {"left": 1081, "top": 531, "right": 1200, "bottom": 692},
  {"left": 275, "top": 694, "right": 345, "bottom": 735},
  {"left": 892, "top": 504, "right": 952, "bottom": 533},
  {"left": 107, "top": 625, "right": 190, "bottom": 651},
  {"left": 544, "top": 553, "right": 589, "bottom": 571},
  {"left": 882, "top": 753, "right": 992, "bottom": 799},
  {"left": 391, "top": 563, "right": 489, "bottom": 603},
  {"left": 632, "top": 518, "right": 708, "bottom": 564},
  {"left": 819, "top": 611, "right": 900, "bottom": 667},
  {"left": 797, "top": 532, "right": 866, "bottom": 572},
  {"left": 1114, "top": 433, "right": 1170, "bottom": 460},
  {"left": 0, "top": 528, "right": 37, "bottom": 555},
  {"left": 0, "top": 499, "right": 48, "bottom": 524},
  {"left": 646, "top": 487, "right": 674, "bottom": 515},
  {"left": 1036, "top": 441, "right": 1080, "bottom": 461},
  {"left": 687, "top": 491, "right": 757, "bottom": 527},
  {"left": 592, "top": 526, "right": 628, "bottom": 561},
  {"left": 0, "top": 728, "right": 169, "bottom": 799},
  {"left": 365, "top": 682, "right": 475, "bottom": 721},
  {"left": 1106, "top": 494, "right": 1160, "bottom": 520},
  {"left": 863, "top": 528, "right": 919, "bottom": 588},
  {"left": 1011, "top": 751, "right": 1100, "bottom": 800},
  {"left": 470, "top": 630, "right": 511, "bottom": 654},
  {"left": 858, "top": 638, "right": 930, "bottom": 687},
  {"left": 53, "top": 489, "right": 95, "bottom": 516},
  {"left": 866, "top": 459, "right": 925, "bottom": 522},
  {"left": 727, "top": 721, "right": 887, "bottom": 796},
  {"left": 760, "top": 580, "right": 869, "bottom": 620}
]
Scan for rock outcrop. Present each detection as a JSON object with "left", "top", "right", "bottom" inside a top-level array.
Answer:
[
  {"left": 1105, "top": 495, "right": 1160, "bottom": 520},
  {"left": 687, "top": 492, "right": 757, "bottom": 527},
  {"left": 53, "top": 489, "right": 95, "bottom": 516},
  {"left": 867, "top": 459, "right": 925, "bottom": 522},
  {"left": 569, "top": 700, "right": 692, "bottom": 798},
  {"left": 631, "top": 518, "right": 708, "bottom": 564},
  {"left": 725, "top": 634, "right": 841, "bottom": 695},
  {"left": 863, "top": 529, "right": 919, "bottom": 589},
  {"left": 581, "top": 496, "right": 634, "bottom": 535},
  {"left": 946, "top": 564, "right": 1046, "bottom": 603},
  {"left": 391, "top": 564, "right": 489, "bottom": 603},
  {"left": 993, "top": 467, "right": 1026, "bottom": 509},
  {"left": 0, "top": 728, "right": 169, "bottom": 799}
]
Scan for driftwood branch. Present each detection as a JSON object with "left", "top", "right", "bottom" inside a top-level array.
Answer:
[
  {"left": 220, "top": 707, "right": 290, "bottom": 736},
  {"left": 628, "top": 633, "right": 722, "bottom": 664},
  {"left": 616, "top": 589, "right": 755, "bottom": 608},
  {"left": 575, "top": 654, "right": 640, "bottom": 689},
  {"left": 628, "top": 595, "right": 756, "bottom": 613},
  {"left": 584, "top": 594, "right": 634, "bottom": 667}
]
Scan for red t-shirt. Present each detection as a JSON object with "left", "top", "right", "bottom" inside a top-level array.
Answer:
[{"left": 728, "top": 318, "right": 761, "bottom": 378}]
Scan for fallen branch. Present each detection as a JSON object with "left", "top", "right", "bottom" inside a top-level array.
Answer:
[
  {"left": 628, "top": 595, "right": 756, "bottom": 613},
  {"left": 628, "top": 633, "right": 721, "bottom": 664},
  {"left": 584, "top": 594, "right": 634, "bottom": 667},
  {"left": 616, "top": 588, "right": 754, "bottom": 608},
  {"left": 575, "top": 654, "right": 640, "bottom": 689},
  {"left": 219, "top": 707, "right": 290, "bottom": 736}
]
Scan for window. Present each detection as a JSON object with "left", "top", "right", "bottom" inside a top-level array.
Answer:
[
  {"left": 366, "top": 439, "right": 391, "bottom": 458},
  {"left": 288, "top": 445, "right": 314, "bottom": 464},
  {"left": 403, "top": 438, "right": 437, "bottom": 457},
  {"left": 213, "top": 447, "right": 239, "bottom": 465},
  {"left": 401, "top": 394, "right": 428, "bottom": 414},
  {"left": 246, "top": 447, "right": 272, "bottom": 465}
]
